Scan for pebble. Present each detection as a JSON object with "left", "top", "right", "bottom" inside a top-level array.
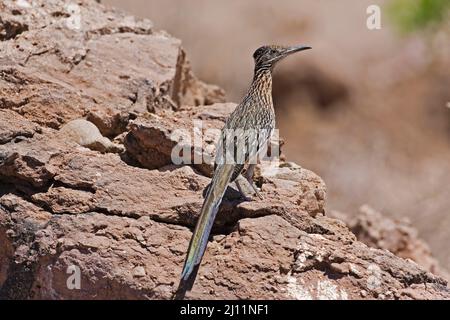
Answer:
[{"left": 133, "top": 266, "right": 146, "bottom": 278}]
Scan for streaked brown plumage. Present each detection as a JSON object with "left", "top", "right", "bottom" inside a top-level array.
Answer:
[{"left": 175, "top": 44, "right": 311, "bottom": 299}]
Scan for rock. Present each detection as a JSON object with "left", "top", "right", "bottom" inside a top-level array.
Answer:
[
  {"left": 0, "top": 109, "right": 41, "bottom": 144},
  {"left": 1, "top": 130, "right": 448, "bottom": 299},
  {"left": 124, "top": 103, "right": 236, "bottom": 175},
  {"left": 133, "top": 266, "right": 147, "bottom": 278},
  {"left": 1, "top": 194, "right": 449, "bottom": 299},
  {"left": 0, "top": 0, "right": 223, "bottom": 136},
  {"left": 58, "top": 119, "right": 124, "bottom": 153},
  {"left": 0, "top": 133, "right": 73, "bottom": 188},
  {"left": 171, "top": 48, "right": 225, "bottom": 107},
  {"left": 0, "top": 0, "right": 448, "bottom": 300},
  {"left": 349, "top": 205, "right": 449, "bottom": 281},
  {"left": 0, "top": 131, "right": 324, "bottom": 227}
]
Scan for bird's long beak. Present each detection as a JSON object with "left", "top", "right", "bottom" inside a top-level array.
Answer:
[
  {"left": 283, "top": 45, "right": 312, "bottom": 56},
  {"left": 266, "top": 45, "right": 311, "bottom": 64},
  {"left": 270, "top": 45, "right": 311, "bottom": 63}
]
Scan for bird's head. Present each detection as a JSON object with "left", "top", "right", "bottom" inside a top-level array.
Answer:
[{"left": 253, "top": 45, "right": 311, "bottom": 70}]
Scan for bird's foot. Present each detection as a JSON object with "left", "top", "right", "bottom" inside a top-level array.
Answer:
[
  {"left": 251, "top": 183, "right": 264, "bottom": 200},
  {"left": 235, "top": 175, "right": 263, "bottom": 201}
]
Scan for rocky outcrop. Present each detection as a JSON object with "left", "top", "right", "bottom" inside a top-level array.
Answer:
[
  {"left": 0, "top": 0, "right": 224, "bottom": 134},
  {"left": 0, "top": 0, "right": 449, "bottom": 300},
  {"left": 344, "top": 205, "right": 449, "bottom": 281}
]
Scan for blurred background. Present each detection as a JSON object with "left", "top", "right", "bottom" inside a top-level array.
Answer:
[{"left": 103, "top": 0, "right": 450, "bottom": 269}]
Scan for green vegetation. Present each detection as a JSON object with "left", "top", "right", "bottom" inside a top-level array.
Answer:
[{"left": 387, "top": 0, "right": 450, "bottom": 33}]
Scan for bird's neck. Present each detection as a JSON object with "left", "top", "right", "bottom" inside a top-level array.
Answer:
[{"left": 248, "top": 67, "right": 273, "bottom": 106}]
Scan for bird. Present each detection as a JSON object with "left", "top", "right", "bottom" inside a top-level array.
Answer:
[{"left": 175, "top": 44, "right": 311, "bottom": 299}]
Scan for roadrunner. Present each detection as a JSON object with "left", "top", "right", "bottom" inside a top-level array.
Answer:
[{"left": 175, "top": 45, "right": 311, "bottom": 299}]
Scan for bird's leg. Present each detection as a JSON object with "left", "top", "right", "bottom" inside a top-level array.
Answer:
[
  {"left": 235, "top": 175, "right": 256, "bottom": 201},
  {"left": 243, "top": 163, "right": 255, "bottom": 181},
  {"left": 243, "top": 164, "right": 263, "bottom": 200},
  {"left": 235, "top": 165, "right": 263, "bottom": 201}
]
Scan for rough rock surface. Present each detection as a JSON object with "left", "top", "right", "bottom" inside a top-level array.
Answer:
[
  {"left": 0, "top": 0, "right": 224, "bottom": 135},
  {"left": 125, "top": 103, "right": 237, "bottom": 176},
  {"left": 0, "top": 0, "right": 449, "bottom": 300},
  {"left": 344, "top": 205, "right": 449, "bottom": 281}
]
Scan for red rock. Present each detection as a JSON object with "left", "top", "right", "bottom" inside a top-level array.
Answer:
[
  {"left": 349, "top": 205, "right": 449, "bottom": 281},
  {"left": 0, "top": 0, "right": 448, "bottom": 300}
]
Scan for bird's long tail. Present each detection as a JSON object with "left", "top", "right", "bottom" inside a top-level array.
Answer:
[{"left": 175, "top": 164, "right": 235, "bottom": 299}]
